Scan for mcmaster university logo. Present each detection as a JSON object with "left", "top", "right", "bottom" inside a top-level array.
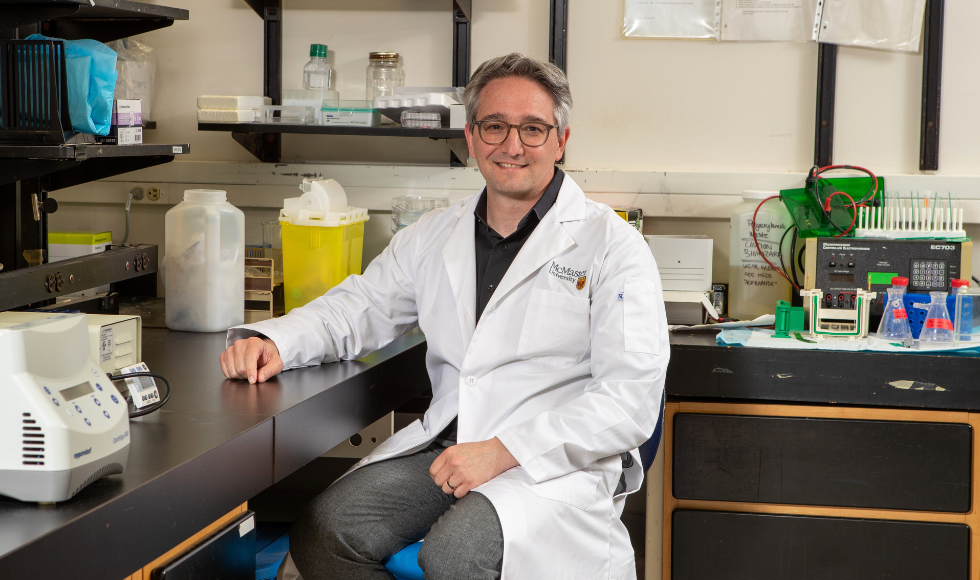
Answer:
[{"left": 549, "top": 261, "right": 587, "bottom": 290}]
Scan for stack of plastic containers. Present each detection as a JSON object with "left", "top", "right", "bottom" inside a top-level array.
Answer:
[{"left": 279, "top": 179, "right": 369, "bottom": 313}]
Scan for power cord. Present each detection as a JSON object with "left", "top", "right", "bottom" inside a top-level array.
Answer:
[{"left": 109, "top": 371, "right": 172, "bottom": 418}]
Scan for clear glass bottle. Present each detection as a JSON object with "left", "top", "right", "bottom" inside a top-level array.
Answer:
[
  {"left": 303, "top": 44, "right": 332, "bottom": 90},
  {"left": 920, "top": 291, "right": 954, "bottom": 343},
  {"left": 876, "top": 276, "right": 912, "bottom": 340},
  {"left": 366, "top": 52, "right": 404, "bottom": 100}
]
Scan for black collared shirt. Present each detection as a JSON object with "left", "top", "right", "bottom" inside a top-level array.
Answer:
[
  {"left": 474, "top": 167, "right": 564, "bottom": 322},
  {"left": 436, "top": 166, "right": 564, "bottom": 445}
]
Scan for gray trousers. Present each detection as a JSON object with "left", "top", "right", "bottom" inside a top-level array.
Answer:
[{"left": 280, "top": 440, "right": 504, "bottom": 580}]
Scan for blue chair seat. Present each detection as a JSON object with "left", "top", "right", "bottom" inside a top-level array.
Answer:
[
  {"left": 383, "top": 393, "right": 666, "bottom": 579},
  {"left": 382, "top": 541, "right": 424, "bottom": 580}
]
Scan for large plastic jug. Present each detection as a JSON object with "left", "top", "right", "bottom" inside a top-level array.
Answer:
[
  {"left": 279, "top": 179, "right": 369, "bottom": 313},
  {"left": 728, "top": 190, "right": 793, "bottom": 320},
  {"left": 164, "top": 190, "right": 245, "bottom": 332}
]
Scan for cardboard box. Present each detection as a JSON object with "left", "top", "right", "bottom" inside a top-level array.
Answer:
[{"left": 96, "top": 100, "right": 143, "bottom": 145}]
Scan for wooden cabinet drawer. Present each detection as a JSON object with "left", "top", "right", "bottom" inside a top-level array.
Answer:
[
  {"left": 672, "top": 510, "right": 969, "bottom": 580},
  {"left": 672, "top": 413, "right": 971, "bottom": 511}
]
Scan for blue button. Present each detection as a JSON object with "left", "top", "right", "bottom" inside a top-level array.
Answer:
[
  {"left": 51, "top": 397, "right": 59, "bottom": 407},
  {"left": 74, "top": 404, "right": 82, "bottom": 413},
  {"left": 83, "top": 418, "right": 91, "bottom": 426},
  {"left": 43, "top": 386, "right": 50, "bottom": 394},
  {"left": 103, "top": 410, "right": 110, "bottom": 419},
  {"left": 95, "top": 383, "right": 103, "bottom": 391},
  {"left": 93, "top": 398, "right": 101, "bottom": 407},
  {"left": 110, "top": 395, "right": 119, "bottom": 404}
]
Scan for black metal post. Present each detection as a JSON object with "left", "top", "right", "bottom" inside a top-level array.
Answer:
[
  {"left": 814, "top": 43, "right": 838, "bottom": 167},
  {"left": 920, "top": 0, "right": 945, "bottom": 171},
  {"left": 550, "top": 0, "right": 568, "bottom": 72},
  {"left": 452, "top": 2, "right": 471, "bottom": 87}
]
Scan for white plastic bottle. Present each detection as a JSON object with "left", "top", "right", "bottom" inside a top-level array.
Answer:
[
  {"left": 164, "top": 190, "right": 245, "bottom": 332},
  {"left": 303, "top": 44, "right": 332, "bottom": 90},
  {"left": 728, "top": 190, "right": 793, "bottom": 320}
]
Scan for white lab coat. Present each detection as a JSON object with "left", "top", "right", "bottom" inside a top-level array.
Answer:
[{"left": 229, "top": 173, "right": 670, "bottom": 580}]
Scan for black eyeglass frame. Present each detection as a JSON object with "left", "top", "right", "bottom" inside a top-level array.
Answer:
[{"left": 472, "top": 120, "right": 559, "bottom": 147}]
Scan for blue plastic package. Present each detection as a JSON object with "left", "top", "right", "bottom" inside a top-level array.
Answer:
[{"left": 27, "top": 34, "right": 117, "bottom": 135}]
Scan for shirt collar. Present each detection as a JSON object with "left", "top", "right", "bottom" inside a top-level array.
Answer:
[{"left": 475, "top": 167, "right": 565, "bottom": 229}]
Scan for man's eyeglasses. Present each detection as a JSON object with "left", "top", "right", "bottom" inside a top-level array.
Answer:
[{"left": 472, "top": 120, "right": 558, "bottom": 147}]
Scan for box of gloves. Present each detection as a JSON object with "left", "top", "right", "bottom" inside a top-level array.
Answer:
[{"left": 95, "top": 99, "right": 143, "bottom": 145}]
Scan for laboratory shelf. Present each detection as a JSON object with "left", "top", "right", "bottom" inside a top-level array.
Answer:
[
  {"left": 1, "top": 0, "right": 189, "bottom": 42},
  {"left": 198, "top": 122, "right": 465, "bottom": 140},
  {"left": 0, "top": 143, "right": 190, "bottom": 187}
]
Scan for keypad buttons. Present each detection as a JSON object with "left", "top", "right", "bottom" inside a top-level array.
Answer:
[
  {"left": 93, "top": 398, "right": 101, "bottom": 407},
  {"left": 110, "top": 395, "right": 119, "bottom": 404},
  {"left": 51, "top": 397, "right": 59, "bottom": 407},
  {"left": 95, "top": 383, "right": 103, "bottom": 391},
  {"left": 84, "top": 418, "right": 91, "bottom": 426},
  {"left": 74, "top": 404, "right": 82, "bottom": 414},
  {"left": 103, "top": 410, "right": 110, "bottom": 419},
  {"left": 43, "top": 386, "right": 50, "bottom": 395}
]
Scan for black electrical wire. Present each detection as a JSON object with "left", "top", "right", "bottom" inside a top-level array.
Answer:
[
  {"left": 797, "top": 242, "right": 806, "bottom": 278},
  {"left": 778, "top": 224, "right": 796, "bottom": 284},
  {"left": 109, "top": 371, "right": 171, "bottom": 418},
  {"left": 973, "top": 276, "right": 980, "bottom": 287}
]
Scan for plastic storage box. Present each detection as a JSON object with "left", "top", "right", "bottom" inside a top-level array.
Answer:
[{"left": 279, "top": 179, "right": 369, "bottom": 313}]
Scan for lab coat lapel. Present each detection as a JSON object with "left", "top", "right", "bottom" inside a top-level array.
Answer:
[
  {"left": 484, "top": 175, "right": 587, "bottom": 312},
  {"left": 441, "top": 194, "right": 480, "bottom": 350}
]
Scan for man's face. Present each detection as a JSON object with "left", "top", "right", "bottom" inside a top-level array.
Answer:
[{"left": 465, "top": 76, "right": 570, "bottom": 201}]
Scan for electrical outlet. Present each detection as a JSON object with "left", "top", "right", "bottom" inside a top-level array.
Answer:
[{"left": 147, "top": 187, "right": 161, "bottom": 201}]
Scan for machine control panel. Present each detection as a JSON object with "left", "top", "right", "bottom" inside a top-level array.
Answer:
[{"left": 806, "top": 238, "right": 972, "bottom": 314}]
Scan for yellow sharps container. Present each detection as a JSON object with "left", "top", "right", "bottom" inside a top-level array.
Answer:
[{"left": 279, "top": 179, "right": 369, "bottom": 313}]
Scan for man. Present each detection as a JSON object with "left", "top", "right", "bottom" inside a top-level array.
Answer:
[{"left": 221, "top": 53, "right": 669, "bottom": 580}]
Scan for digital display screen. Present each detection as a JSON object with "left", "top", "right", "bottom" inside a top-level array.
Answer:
[
  {"left": 60, "top": 382, "right": 94, "bottom": 401},
  {"left": 829, "top": 273, "right": 854, "bottom": 284}
]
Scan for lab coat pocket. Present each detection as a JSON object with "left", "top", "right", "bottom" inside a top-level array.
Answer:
[
  {"left": 516, "top": 289, "right": 591, "bottom": 368},
  {"left": 521, "top": 468, "right": 602, "bottom": 512},
  {"left": 624, "top": 279, "right": 660, "bottom": 355}
]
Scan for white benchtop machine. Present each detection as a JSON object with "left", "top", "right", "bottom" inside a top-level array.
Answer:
[{"left": 0, "top": 313, "right": 130, "bottom": 502}]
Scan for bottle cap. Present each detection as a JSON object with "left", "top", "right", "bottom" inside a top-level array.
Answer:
[
  {"left": 310, "top": 44, "right": 328, "bottom": 58},
  {"left": 370, "top": 52, "right": 399, "bottom": 61},
  {"left": 891, "top": 276, "right": 909, "bottom": 286},
  {"left": 951, "top": 279, "right": 969, "bottom": 288}
]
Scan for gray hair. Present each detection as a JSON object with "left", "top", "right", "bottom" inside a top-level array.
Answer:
[{"left": 463, "top": 53, "right": 572, "bottom": 133}]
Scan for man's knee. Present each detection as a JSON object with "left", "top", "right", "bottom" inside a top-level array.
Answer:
[
  {"left": 418, "top": 493, "right": 503, "bottom": 580},
  {"left": 290, "top": 485, "right": 387, "bottom": 567}
]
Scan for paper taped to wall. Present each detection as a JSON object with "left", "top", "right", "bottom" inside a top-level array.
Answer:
[
  {"left": 624, "top": 0, "right": 721, "bottom": 39},
  {"left": 812, "top": 0, "right": 927, "bottom": 53},
  {"left": 721, "top": 0, "right": 817, "bottom": 42}
]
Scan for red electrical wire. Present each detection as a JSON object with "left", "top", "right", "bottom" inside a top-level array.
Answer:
[
  {"left": 815, "top": 164, "right": 879, "bottom": 206},
  {"left": 821, "top": 190, "right": 858, "bottom": 237},
  {"left": 751, "top": 196, "right": 800, "bottom": 291}
]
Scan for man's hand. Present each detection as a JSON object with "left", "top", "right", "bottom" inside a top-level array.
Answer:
[
  {"left": 220, "top": 337, "right": 284, "bottom": 384},
  {"left": 430, "top": 437, "right": 519, "bottom": 498}
]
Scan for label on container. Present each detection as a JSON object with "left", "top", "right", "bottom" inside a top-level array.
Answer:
[
  {"left": 925, "top": 318, "right": 953, "bottom": 330},
  {"left": 99, "top": 327, "right": 113, "bottom": 362},
  {"left": 120, "top": 362, "right": 160, "bottom": 409},
  {"left": 892, "top": 308, "right": 908, "bottom": 320}
]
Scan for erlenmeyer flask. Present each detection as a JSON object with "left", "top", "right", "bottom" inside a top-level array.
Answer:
[
  {"left": 876, "top": 277, "right": 912, "bottom": 340},
  {"left": 920, "top": 291, "right": 954, "bottom": 343}
]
